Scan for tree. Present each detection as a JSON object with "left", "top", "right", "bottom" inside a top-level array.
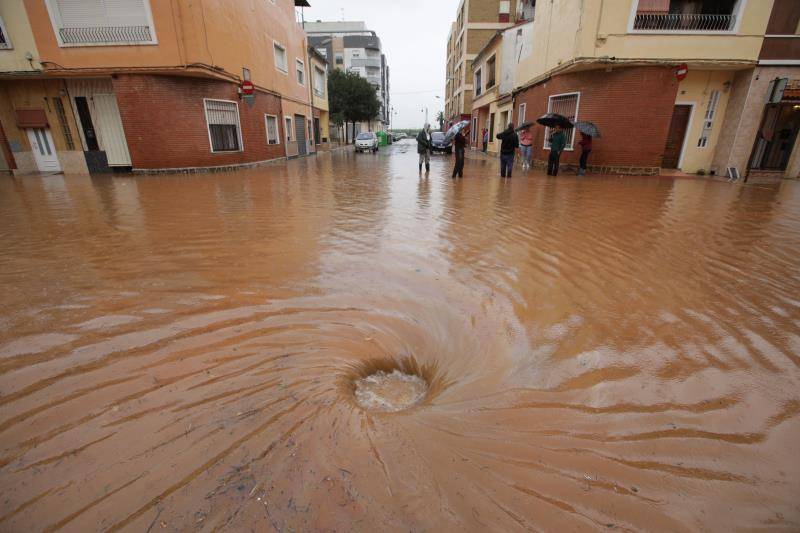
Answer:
[
  {"left": 328, "top": 69, "right": 381, "bottom": 143},
  {"left": 436, "top": 111, "right": 445, "bottom": 131}
]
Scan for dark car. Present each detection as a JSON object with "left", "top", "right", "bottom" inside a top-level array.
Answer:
[{"left": 430, "top": 131, "right": 452, "bottom": 154}]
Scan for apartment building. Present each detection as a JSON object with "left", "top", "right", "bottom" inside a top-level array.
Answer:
[
  {"left": 444, "top": 0, "right": 534, "bottom": 128},
  {"left": 508, "top": 0, "right": 798, "bottom": 177},
  {"left": 0, "top": 0, "right": 322, "bottom": 175},
  {"left": 305, "top": 21, "right": 390, "bottom": 137}
]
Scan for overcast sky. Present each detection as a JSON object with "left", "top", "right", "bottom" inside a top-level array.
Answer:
[{"left": 301, "top": 0, "right": 458, "bottom": 129}]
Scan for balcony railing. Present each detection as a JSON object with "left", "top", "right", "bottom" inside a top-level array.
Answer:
[
  {"left": 59, "top": 25, "right": 153, "bottom": 45},
  {"left": 633, "top": 13, "right": 735, "bottom": 31}
]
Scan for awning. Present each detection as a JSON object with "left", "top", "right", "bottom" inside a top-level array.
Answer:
[
  {"left": 15, "top": 109, "right": 48, "bottom": 128},
  {"left": 637, "top": 0, "right": 670, "bottom": 13}
]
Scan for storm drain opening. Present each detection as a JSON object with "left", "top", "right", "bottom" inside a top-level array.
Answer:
[{"left": 343, "top": 356, "right": 443, "bottom": 413}]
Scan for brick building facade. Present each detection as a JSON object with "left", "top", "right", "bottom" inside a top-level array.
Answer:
[
  {"left": 513, "top": 66, "right": 680, "bottom": 175},
  {"left": 113, "top": 75, "right": 285, "bottom": 171}
]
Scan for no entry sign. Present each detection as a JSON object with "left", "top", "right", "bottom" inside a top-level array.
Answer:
[
  {"left": 675, "top": 63, "right": 689, "bottom": 82},
  {"left": 241, "top": 80, "right": 255, "bottom": 96}
]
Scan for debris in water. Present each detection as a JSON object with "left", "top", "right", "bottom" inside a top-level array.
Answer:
[{"left": 354, "top": 369, "right": 427, "bottom": 412}]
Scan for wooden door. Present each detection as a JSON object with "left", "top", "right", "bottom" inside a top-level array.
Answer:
[{"left": 662, "top": 105, "right": 692, "bottom": 169}]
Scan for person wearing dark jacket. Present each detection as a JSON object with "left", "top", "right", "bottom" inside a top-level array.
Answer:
[
  {"left": 416, "top": 123, "right": 432, "bottom": 173},
  {"left": 452, "top": 128, "right": 468, "bottom": 178},
  {"left": 547, "top": 125, "right": 566, "bottom": 176},
  {"left": 577, "top": 132, "right": 592, "bottom": 176},
  {"left": 496, "top": 124, "right": 519, "bottom": 178}
]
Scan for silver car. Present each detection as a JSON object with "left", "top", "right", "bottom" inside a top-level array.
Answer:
[{"left": 355, "top": 132, "right": 379, "bottom": 153}]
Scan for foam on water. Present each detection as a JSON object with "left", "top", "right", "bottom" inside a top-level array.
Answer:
[{"left": 354, "top": 369, "right": 428, "bottom": 412}]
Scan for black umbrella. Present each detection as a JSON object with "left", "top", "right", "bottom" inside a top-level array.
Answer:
[
  {"left": 536, "top": 113, "right": 573, "bottom": 128},
  {"left": 574, "top": 120, "right": 601, "bottom": 138},
  {"left": 515, "top": 121, "right": 536, "bottom": 131}
]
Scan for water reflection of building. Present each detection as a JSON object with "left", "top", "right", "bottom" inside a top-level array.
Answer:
[{"left": 0, "top": 0, "right": 327, "bottom": 176}]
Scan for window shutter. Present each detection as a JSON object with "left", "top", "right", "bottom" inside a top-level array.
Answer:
[
  {"left": 103, "top": 0, "right": 149, "bottom": 27},
  {"left": 205, "top": 100, "right": 238, "bottom": 125},
  {"left": 54, "top": 0, "right": 107, "bottom": 27}
]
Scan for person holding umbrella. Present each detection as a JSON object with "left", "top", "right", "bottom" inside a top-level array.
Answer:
[
  {"left": 574, "top": 121, "right": 600, "bottom": 176},
  {"left": 450, "top": 123, "right": 469, "bottom": 178},
  {"left": 547, "top": 125, "right": 566, "bottom": 176},
  {"left": 496, "top": 123, "right": 519, "bottom": 178}
]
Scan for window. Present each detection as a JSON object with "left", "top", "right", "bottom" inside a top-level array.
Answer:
[
  {"left": 486, "top": 56, "right": 496, "bottom": 89},
  {"left": 44, "top": 0, "right": 157, "bottom": 46},
  {"left": 475, "top": 68, "right": 482, "bottom": 96},
  {"left": 544, "top": 92, "right": 579, "bottom": 150},
  {"left": 204, "top": 99, "right": 242, "bottom": 152},
  {"left": 489, "top": 112, "right": 495, "bottom": 139},
  {"left": 633, "top": 0, "right": 738, "bottom": 31},
  {"left": 500, "top": 111, "right": 509, "bottom": 130},
  {"left": 274, "top": 42, "right": 287, "bottom": 72},
  {"left": 265, "top": 114, "right": 280, "bottom": 145},
  {"left": 285, "top": 117, "right": 293, "bottom": 142},
  {"left": 296, "top": 59, "right": 305, "bottom": 85},
  {"left": 698, "top": 90, "right": 720, "bottom": 148},
  {"left": 471, "top": 117, "right": 478, "bottom": 142},
  {"left": 53, "top": 97, "right": 74, "bottom": 150},
  {"left": 0, "top": 16, "right": 12, "bottom": 49},
  {"left": 335, "top": 53, "right": 343, "bottom": 65},
  {"left": 242, "top": 67, "right": 251, "bottom": 81},
  {"left": 518, "top": 103, "right": 526, "bottom": 126},
  {"left": 313, "top": 66, "right": 325, "bottom": 97}
]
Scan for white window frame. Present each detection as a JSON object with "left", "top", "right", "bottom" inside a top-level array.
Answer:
[
  {"left": 285, "top": 116, "right": 293, "bottom": 142},
  {"left": 203, "top": 98, "right": 244, "bottom": 154},
  {"left": 543, "top": 91, "right": 580, "bottom": 151},
  {"left": 273, "top": 41, "right": 288, "bottom": 74},
  {"left": 44, "top": 0, "right": 158, "bottom": 48},
  {"left": 313, "top": 66, "right": 326, "bottom": 97},
  {"left": 626, "top": 0, "right": 747, "bottom": 35},
  {"left": 518, "top": 103, "right": 526, "bottom": 126},
  {"left": 0, "top": 16, "right": 13, "bottom": 49},
  {"left": 265, "top": 114, "right": 280, "bottom": 145},
  {"left": 296, "top": 58, "right": 305, "bottom": 86},
  {"left": 474, "top": 67, "right": 482, "bottom": 97}
]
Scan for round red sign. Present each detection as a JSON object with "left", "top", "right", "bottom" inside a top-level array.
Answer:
[
  {"left": 241, "top": 80, "right": 255, "bottom": 95},
  {"left": 675, "top": 63, "right": 689, "bottom": 82}
]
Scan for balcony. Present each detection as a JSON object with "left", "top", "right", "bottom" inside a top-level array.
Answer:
[
  {"left": 59, "top": 25, "right": 154, "bottom": 45},
  {"left": 633, "top": 12, "right": 736, "bottom": 31},
  {"left": 350, "top": 57, "right": 382, "bottom": 69}
]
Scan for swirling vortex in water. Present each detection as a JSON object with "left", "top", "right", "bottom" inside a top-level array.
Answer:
[{"left": 0, "top": 146, "right": 799, "bottom": 531}]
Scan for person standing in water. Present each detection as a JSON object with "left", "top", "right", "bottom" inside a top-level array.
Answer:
[
  {"left": 577, "top": 132, "right": 592, "bottom": 176},
  {"left": 482, "top": 128, "right": 489, "bottom": 153},
  {"left": 518, "top": 125, "right": 533, "bottom": 170},
  {"left": 416, "top": 123, "right": 432, "bottom": 174},
  {"left": 452, "top": 126, "right": 469, "bottom": 179},
  {"left": 547, "top": 125, "right": 566, "bottom": 176},
  {"left": 496, "top": 123, "right": 519, "bottom": 178}
]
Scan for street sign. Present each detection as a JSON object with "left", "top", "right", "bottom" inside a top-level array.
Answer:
[
  {"left": 675, "top": 63, "right": 688, "bottom": 82},
  {"left": 241, "top": 80, "right": 255, "bottom": 96}
]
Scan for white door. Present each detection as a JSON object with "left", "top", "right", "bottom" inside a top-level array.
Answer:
[
  {"left": 93, "top": 94, "right": 131, "bottom": 166},
  {"left": 26, "top": 128, "right": 61, "bottom": 172}
]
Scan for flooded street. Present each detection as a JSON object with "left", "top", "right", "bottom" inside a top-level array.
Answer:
[{"left": 1, "top": 142, "right": 799, "bottom": 531}]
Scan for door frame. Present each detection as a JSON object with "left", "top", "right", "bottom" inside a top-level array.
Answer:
[
  {"left": 26, "top": 127, "right": 61, "bottom": 172},
  {"left": 673, "top": 101, "right": 695, "bottom": 170}
]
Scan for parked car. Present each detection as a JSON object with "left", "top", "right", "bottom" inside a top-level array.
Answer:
[
  {"left": 431, "top": 131, "right": 452, "bottom": 154},
  {"left": 355, "top": 132, "right": 379, "bottom": 153},
  {"left": 394, "top": 132, "right": 407, "bottom": 141}
]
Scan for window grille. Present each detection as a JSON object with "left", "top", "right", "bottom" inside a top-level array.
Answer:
[
  {"left": 53, "top": 97, "right": 75, "bottom": 150},
  {"left": 314, "top": 67, "right": 325, "bottom": 97},
  {"left": 0, "top": 16, "right": 12, "bottom": 49},
  {"left": 204, "top": 100, "right": 241, "bottom": 152},
  {"left": 296, "top": 59, "right": 305, "bottom": 85},
  {"left": 545, "top": 93, "right": 579, "bottom": 150},
  {"left": 698, "top": 90, "right": 720, "bottom": 148}
]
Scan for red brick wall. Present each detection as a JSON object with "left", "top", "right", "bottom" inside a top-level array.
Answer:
[
  {"left": 513, "top": 66, "right": 679, "bottom": 171},
  {"left": 112, "top": 74, "right": 285, "bottom": 169}
]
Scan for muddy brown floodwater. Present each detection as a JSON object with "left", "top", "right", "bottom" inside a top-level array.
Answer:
[{"left": 1, "top": 143, "right": 799, "bottom": 531}]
